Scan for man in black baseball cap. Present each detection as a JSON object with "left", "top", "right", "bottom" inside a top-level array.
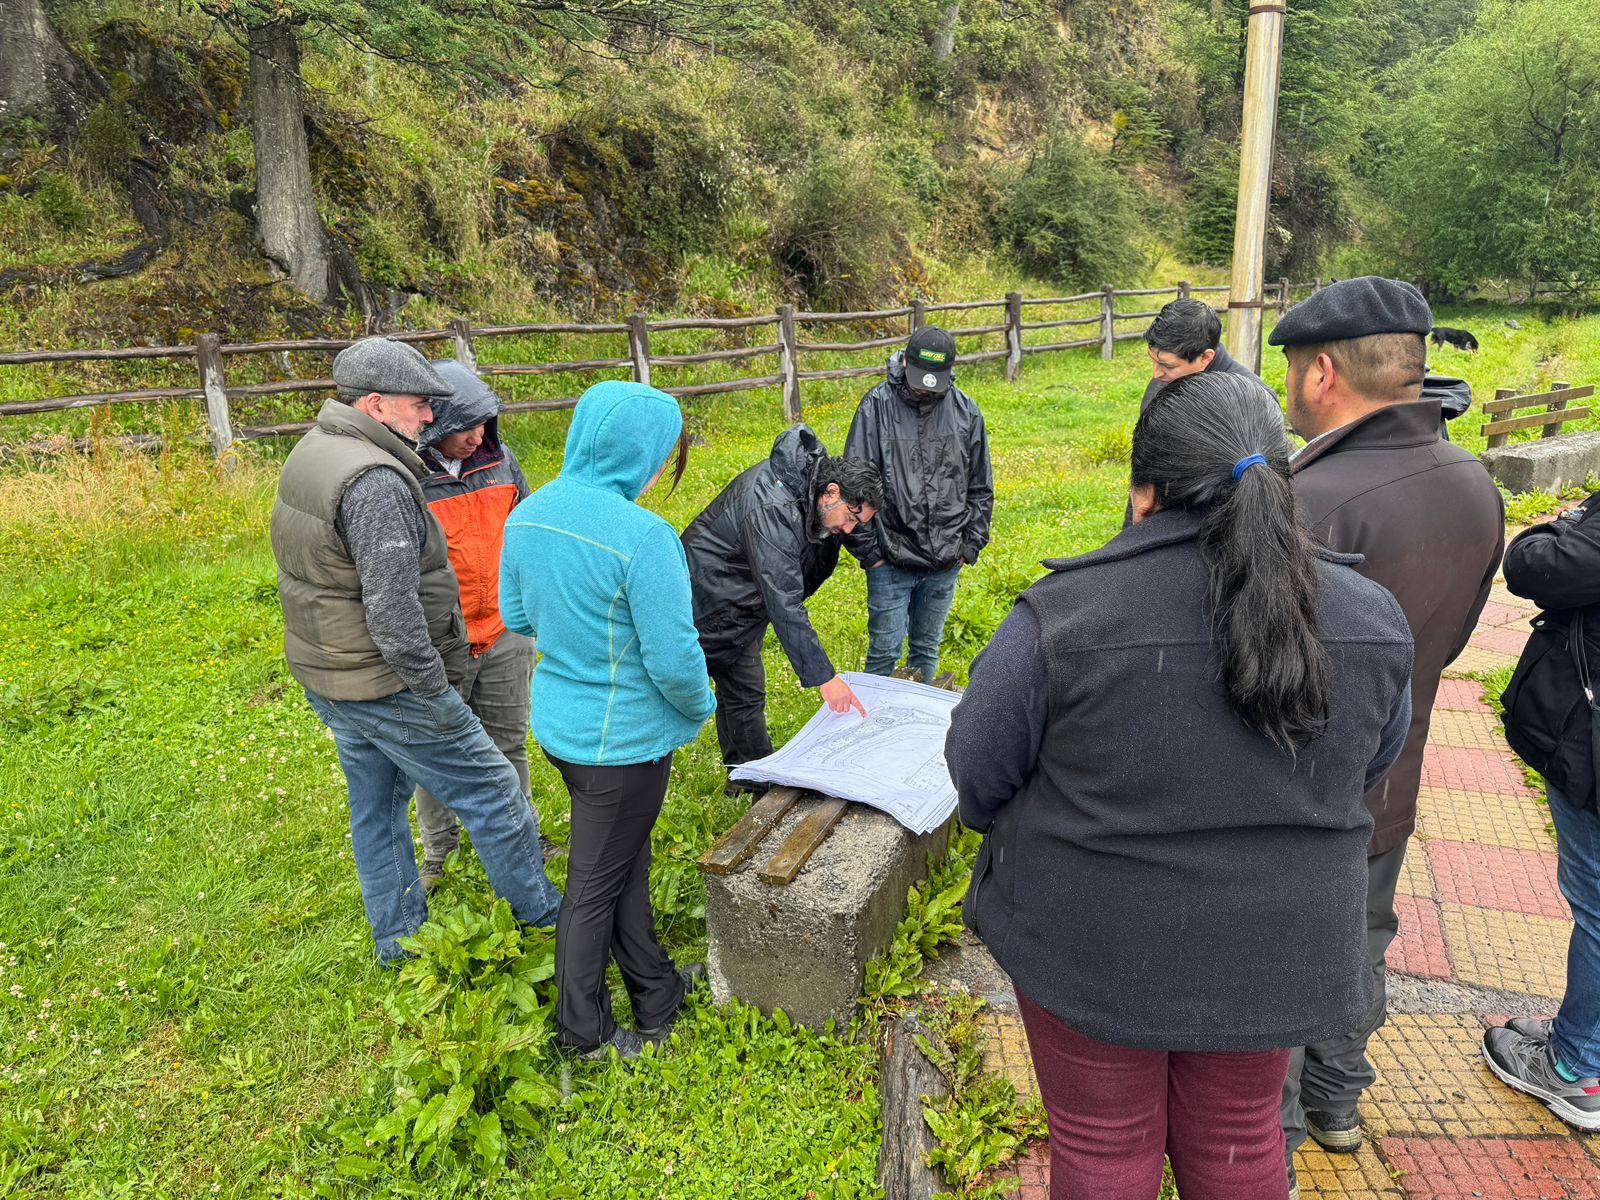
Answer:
[
  {"left": 843, "top": 325, "right": 992, "bottom": 684},
  {"left": 1275, "top": 279, "right": 1504, "bottom": 1188}
]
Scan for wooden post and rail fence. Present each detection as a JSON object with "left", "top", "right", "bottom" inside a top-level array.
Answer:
[{"left": 0, "top": 279, "right": 1328, "bottom": 459}]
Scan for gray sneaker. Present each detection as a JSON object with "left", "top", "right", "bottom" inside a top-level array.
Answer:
[
  {"left": 1482, "top": 1025, "right": 1600, "bottom": 1131},
  {"left": 1505, "top": 1015, "right": 1554, "bottom": 1040}
]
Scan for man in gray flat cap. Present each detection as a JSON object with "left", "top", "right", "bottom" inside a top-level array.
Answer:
[
  {"left": 1276, "top": 279, "right": 1504, "bottom": 1185},
  {"left": 270, "top": 336, "right": 560, "bottom": 965}
]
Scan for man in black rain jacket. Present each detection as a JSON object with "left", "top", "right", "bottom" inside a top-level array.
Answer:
[
  {"left": 844, "top": 326, "right": 993, "bottom": 683},
  {"left": 682, "top": 424, "right": 882, "bottom": 776}
]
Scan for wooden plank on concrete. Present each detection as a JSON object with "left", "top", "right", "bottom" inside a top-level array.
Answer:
[
  {"left": 698, "top": 786, "right": 802, "bottom": 875},
  {"left": 758, "top": 798, "right": 849, "bottom": 885}
]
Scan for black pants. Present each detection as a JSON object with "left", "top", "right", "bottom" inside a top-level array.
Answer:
[
  {"left": 710, "top": 635, "right": 774, "bottom": 768},
  {"left": 545, "top": 751, "right": 683, "bottom": 1051}
]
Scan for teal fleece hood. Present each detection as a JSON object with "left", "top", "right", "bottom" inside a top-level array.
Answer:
[{"left": 560, "top": 381, "right": 683, "bottom": 498}]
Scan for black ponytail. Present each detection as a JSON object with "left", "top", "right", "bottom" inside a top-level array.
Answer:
[{"left": 1131, "top": 374, "right": 1330, "bottom": 750}]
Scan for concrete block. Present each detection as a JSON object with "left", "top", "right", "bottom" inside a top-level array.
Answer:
[
  {"left": 703, "top": 803, "right": 952, "bottom": 1030},
  {"left": 1480, "top": 432, "right": 1600, "bottom": 494}
]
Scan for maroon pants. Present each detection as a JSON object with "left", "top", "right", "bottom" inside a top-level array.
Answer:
[{"left": 1017, "top": 991, "right": 1292, "bottom": 1200}]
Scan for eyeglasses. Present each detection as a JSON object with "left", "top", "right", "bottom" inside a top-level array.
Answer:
[{"left": 820, "top": 498, "right": 865, "bottom": 520}]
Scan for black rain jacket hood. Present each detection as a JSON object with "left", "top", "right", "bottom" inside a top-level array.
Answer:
[{"left": 681, "top": 423, "right": 845, "bottom": 688}]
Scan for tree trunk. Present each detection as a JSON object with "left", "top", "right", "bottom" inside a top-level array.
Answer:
[
  {"left": 0, "top": 0, "right": 100, "bottom": 135},
  {"left": 931, "top": 0, "right": 960, "bottom": 62},
  {"left": 247, "top": 19, "right": 341, "bottom": 306}
]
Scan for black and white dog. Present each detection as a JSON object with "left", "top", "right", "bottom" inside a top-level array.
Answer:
[{"left": 1431, "top": 326, "right": 1480, "bottom": 352}]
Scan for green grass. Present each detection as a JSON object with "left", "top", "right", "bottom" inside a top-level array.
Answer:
[{"left": 0, "top": 337, "right": 1138, "bottom": 1198}]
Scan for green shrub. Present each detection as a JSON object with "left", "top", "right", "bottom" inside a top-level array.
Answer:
[
  {"left": 78, "top": 100, "right": 139, "bottom": 183},
  {"left": 993, "top": 135, "right": 1145, "bottom": 290},
  {"left": 770, "top": 140, "right": 918, "bottom": 308},
  {"left": 549, "top": 85, "right": 740, "bottom": 263},
  {"left": 323, "top": 900, "right": 561, "bottom": 1179},
  {"left": 29, "top": 171, "right": 93, "bottom": 232},
  {"left": 1179, "top": 156, "right": 1238, "bottom": 267}
]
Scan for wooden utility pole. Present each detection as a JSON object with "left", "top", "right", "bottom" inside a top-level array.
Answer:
[{"left": 1224, "top": 3, "right": 1286, "bottom": 374}]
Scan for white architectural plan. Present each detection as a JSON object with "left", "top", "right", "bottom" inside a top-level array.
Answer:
[{"left": 729, "top": 672, "right": 961, "bottom": 833}]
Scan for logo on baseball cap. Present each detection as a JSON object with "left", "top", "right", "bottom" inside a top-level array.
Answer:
[{"left": 905, "top": 326, "right": 956, "bottom": 394}]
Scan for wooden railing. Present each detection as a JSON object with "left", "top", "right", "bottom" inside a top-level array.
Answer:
[
  {"left": 1484, "top": 383, "right": 1596, "bottom": 447},
  {"left": 0, "top": 278, "right": 1324, "bottom": 455}
]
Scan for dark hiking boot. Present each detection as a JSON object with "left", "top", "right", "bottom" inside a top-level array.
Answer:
[
  {"left": 638, "top": 963, "right": 706, "bottom": 1044},
  {"left": 1483, "top": 1025, "right": 1600, "bottom": 1131},
  {"left": 1304, "top": 1108, "right": 1364, "bottom": 1152}
]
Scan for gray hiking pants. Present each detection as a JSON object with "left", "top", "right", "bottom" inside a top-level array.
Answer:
[{"left": 414, "top": 631, "right": 535, "bottom": 873}]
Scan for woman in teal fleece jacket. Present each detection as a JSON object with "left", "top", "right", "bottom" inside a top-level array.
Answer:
[{"left": 500, "top": 380, "right": 716, "bottom": 1056}]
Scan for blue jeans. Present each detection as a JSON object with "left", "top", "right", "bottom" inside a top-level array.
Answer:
[
  {"left": 865, "top": 563, "right": 961, "bottom": 683},
  {"left": 303, "top": 686, "right": 562, "bottom": 963},
  {"left": 1548, "top": 783, "right": 1600, "bottom": 1077}
]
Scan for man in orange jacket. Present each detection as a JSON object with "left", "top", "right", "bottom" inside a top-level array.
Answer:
[{"left": 414, "top": 359, "right": 543, "bottom": 887}]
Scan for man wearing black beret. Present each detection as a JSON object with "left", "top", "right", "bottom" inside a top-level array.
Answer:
[{"left": 1275, "top": 278, "right": 1505, "bottom": 1182}]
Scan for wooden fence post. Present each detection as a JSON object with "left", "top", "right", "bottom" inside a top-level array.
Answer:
[
  {"left": 1177, "top": 280, "right": 1191, "bottom": 301},
  {"left": 1312, "top": 277, "right": 1322, "bottom": 293},
  {"left": 778, "top": 304, "right": 801, "bottom": 423},
  {"left": 1547, "top": 381, "right": 1572, "bottom": 439},
  {"left": 1487, "top": 387, "right": 1515, "bottom": 449},
  {"left": 910, "top": 297, "right": 925, "bottom": 334},
  {"left": 1004, "top": 291, "right": 1023, "bottom": 383},
  {"left": 195, "top": 332, "right": 234, "bottom": 465},
  {"left": 627, "top": 312, "right": 650, "bottom": 387},
  {"left": 450, "top": 317, "right": 477, "bottom": 372},
  {"left": 1277, "top": 277, "right": 1291, "bottom": 316},
  {"left": 1099, "top": 285, "right": 1117, "bottom": 360}
]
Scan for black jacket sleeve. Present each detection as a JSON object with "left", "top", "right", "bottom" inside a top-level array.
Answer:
[
  {"left": 962, "top": 408, "right": 994, "bottom": 562},
  {"left": 1505, "top": 496, "right": 1600, "bottom": 611},
  {"left": 946, "top": 603, "right": 1047, "bottom": 834},
  {"left": 740, "top": 505, "right": 836, "bottom": 688},
  {"left": 842, "top": 394, "right": 885, "bottom": 567}
]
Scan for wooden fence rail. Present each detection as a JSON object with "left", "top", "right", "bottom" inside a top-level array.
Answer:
[{"left": 0, "top": 280, "right": 1325, "bottom": 457}]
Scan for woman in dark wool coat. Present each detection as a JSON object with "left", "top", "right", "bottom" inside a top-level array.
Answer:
[{"left": 944, "top": 373, "right": 1414, "bottom": 1199}]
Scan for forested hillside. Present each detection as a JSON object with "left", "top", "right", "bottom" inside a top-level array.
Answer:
[{"left": 1, "top": 0, "right": 1594, "bottom": 348}]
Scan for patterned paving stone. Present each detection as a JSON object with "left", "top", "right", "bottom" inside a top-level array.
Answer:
[
  {"left": 1421, "top": 745, "right": 1540, "bottom": 798},
  {"left": 1441, "top": 905, "right": 1571, "bottom": 1000},
  {"left": 992, "top": 1142, "right": 1048, "bottom": 1200},
  {"left": 1367, "top": 1013, "right": 1571, "bottom": 1139},
  {"left": 1472, "top": 625, "right": 1533, "bottom": 657},
  {"left": 1428, "top": 706, "right": 1510, "bottom": 751},
  {"left": 1434, "top": 678, "right": 1493, "bottom": 711},
  {"left": 979, "top": 1007, "right": 1038, "bottom": 1097},
  {"left": 1390, "top": 894, "right": 1454, "bottom": 979},
  {"left": 1416, "top": 786, "right": 1554, "bottom": 852},
  {"left": 1478, "top": 600, "right": 1537, "bottom": 630},
  {"left": 1445, "top": 645, "right": 1520, "bottom": 677},
  {"left": 1397, "top": 838, "right": 1434, "bottom": 898},
  {"left": 1295, "top": 1142, "right": 1403, "bottom": 1197},
  {"left": 1429, "top": 841, "right": 1567, "bottom": 920},
  {"left": 1381, "top": 1135, "right": 1600, "bottom": 1199}
]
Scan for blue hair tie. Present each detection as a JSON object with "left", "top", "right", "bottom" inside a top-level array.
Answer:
[{"left": 1231, "top": 453, "right": 1268, "bottom": 481}]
